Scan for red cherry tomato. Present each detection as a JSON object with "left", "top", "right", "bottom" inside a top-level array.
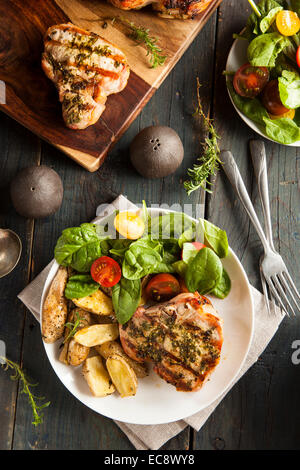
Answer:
[
  {"left": 90, "top": 256, "right": 121, "bottom": 287},
  {"left": 261, "top": 79, "right": 289, "bottom": 116},
  {"left": 297, "top": 45, "right": 300, "bottom": 68},
  {"left": 233, "top": 63, "right": 269, "bottom": 98},
  {"left": 145, "top": 274, "right": 180, "bottom": 302}
]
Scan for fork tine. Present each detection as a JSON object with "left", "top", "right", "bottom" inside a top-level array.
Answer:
[
  {"left": 282, "top": 270, "right": 300, "bottom": 303},
  {"left": 260, "top": 268, "right": 272, "bottom": 316},
  {"left": 272, "top": 275, "right": 295, "bottom": 316},
  {"left": 278, "top": 272, "right": 300, "bottom": 313},
  {"left": 266, "top": 277, "right": 289, "bottom": 317}
]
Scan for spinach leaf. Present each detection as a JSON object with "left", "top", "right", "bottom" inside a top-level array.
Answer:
[
  {"left": 54, "top": 223, "right": 103, "bottom": 272},
  {"left": 149, "top": 213, "right": 195, "bottom": 240},
  {"left": 260, "top": 6, "right": 283, "bottom": 33},
  {"left": 278, "top": 70, "right": 300, "bottom": 109},
  {"left": 64, "top": 274, "right": 99, "bottom": 300},
  {"left": 152, "top": 251, "right": 177, "bottom": 274},
  {"left": 228, "top": 81, "right": 269, "bottom": 125},
  {"left": 112, "top": 278, "right": 141, "bottom": 324},
  {"left": 178, "top": 227, "right": 196, "bottom": 248},
  {"left": 109, "top": 239, "right": 133, "bottom": 259},
  {"left": 181, "top": 242, "right": 198, "bottom": 264},
  {"left": 185, "top": 247, "right": 223, "bottom": 294},
  {"left": 122, "top": 239, "right": 162, "bottom": 280},
  {"left": 263, "top": 116, "right": 300, "bottom": 143},
  {"left": 240, "top": 0, "right": 286, "bottom": 41},
  {"left": 198, "top": 219, "right": 229, "bottom": 259},
  {"left": 247, "top": 32, "right": 290, "bottom": 67},
  {"left": 172, "top": 260, "right": 188, "bottom": 277},
  {"left": 211, "top": 269, "right": 231, "bottom": 299}
]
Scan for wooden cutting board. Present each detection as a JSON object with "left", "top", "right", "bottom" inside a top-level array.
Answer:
[{"left": 0, "top": 0, "right": 222, "bottom": 171}]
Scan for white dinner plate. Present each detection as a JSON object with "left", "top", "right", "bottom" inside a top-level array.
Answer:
[
  {"left": 40, "top": 209, "right": 254, "bottom": 425},
  {"left": 226, "top": 37, "right": 300, "bottom": 147}
]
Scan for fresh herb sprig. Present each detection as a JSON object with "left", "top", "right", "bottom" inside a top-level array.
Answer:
[
  {"left": 1, "top": 357, "right": 50, "bottom": 426},
  {"left": 112, "top": 17, "right": 167, "bottom": 68},
  {"left": 184, "top": 79, "right": 222, "bottom": 195},
  {"left": 63, "top": 311, "right": 84, "bottom": 344}
]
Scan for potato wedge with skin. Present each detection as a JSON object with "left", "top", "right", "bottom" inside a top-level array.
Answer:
[
  {"left": 72, "top": 289, "right": 114, "bottom": 315},
  {"left": 74, "top": 324, "right": 119, "bottom": 347},
  {"left": 106, "top": 354, "right": 138, "bottom": 398},
  {"left": 59, "top": 340, "right": 70, "bottom": 365},
  {"left": 82, "top": 356, "right": 115, "bottom": 397},
  {"left": 96, "top": 341, "right": 148, "bottom": 378},
  {"left": 65, "top": 309, "right": 92, "bottom": 366},
  {"left": 42, "top": 266, "right": 68, "bottom": 343}
]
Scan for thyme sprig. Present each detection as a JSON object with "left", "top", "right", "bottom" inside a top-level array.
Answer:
[
  {"left": 1, "top": 357, "right": 50, "bottom": 426},
  {"left": 184, "top": 78, "right": 222, "bottom": 195},
  {"left": 63, "top": 311, "right": 84, "bottom": 344},
  {"left": 112, "top": 17, "right": 167, "bottom": 68}
]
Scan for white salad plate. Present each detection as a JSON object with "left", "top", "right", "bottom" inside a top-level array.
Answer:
[
  {"left": 226, "top": 37, "right": 300, "bottom": 147},
  {"left": 40, "top": 208, "right": 254, "bottom": 425}
]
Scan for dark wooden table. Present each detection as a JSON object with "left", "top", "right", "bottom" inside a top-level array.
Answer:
[{"left": 1, "top": 0, "right": 300, "bottom": 450}]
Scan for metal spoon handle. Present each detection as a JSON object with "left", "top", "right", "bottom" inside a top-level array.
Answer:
[
  {"left": 249, "top": 140, "right": 275, "bottom": 251},
  {"left": 221, "top": 150, "right": 271, "bottom": 253}
]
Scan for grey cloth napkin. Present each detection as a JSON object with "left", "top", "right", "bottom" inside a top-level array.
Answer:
[{"left": 18, "top": 195, "right": 283, "bottom": 450}]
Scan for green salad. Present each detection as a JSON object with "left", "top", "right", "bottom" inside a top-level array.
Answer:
[
  {"left": 227, "top": 0, "right": 300, "bottom": 144},
  {"left": 54, "top": 203, "right": 231, "bottom": 324}
]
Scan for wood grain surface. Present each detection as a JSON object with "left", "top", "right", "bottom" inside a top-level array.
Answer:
[
  {"left": 0, "top": 0, "right": 300, "bottom": 451},
  {"left": 0, "top": 0, "right": 222, "bottom": 171}
]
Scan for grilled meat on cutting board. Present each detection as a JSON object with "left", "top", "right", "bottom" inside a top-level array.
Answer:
[
  {"left": 108, "top": 0, "right": 213, "bottom": 19},
  {"left": 42, "top": 24, "right": 130, "bottom": 130},
  {"left": 120, "top": 292, "right": 223, "bottom": 392}
]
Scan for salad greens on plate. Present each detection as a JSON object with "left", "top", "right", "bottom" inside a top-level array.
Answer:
[
  {"left": 54, "top": 203, "right": 231, "bottom": 324},
  {"left": 227, "top": 0, "right": 300, "bottom": 144}
]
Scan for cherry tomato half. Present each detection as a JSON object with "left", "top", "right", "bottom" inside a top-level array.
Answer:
[
  {"left": 261, "top": 80, "right": 290, "bottom": 116},
  {"left": 114, "top": 211, "right": 145, "bottom": 240},
  {"left": 297, "top": 45, "right": 300, "bottom": 68},
  {"left": 91, "top": 256, "right": 121, "bottom": 287},
  {"left": 276, "top": 10, "right": 300, "bottom": 36},
  {"left": 233, "top": 63, "right": 269, "bottom": 98},
  {"left": 145, "top": 274, "right": 180, "bottom": 302}
]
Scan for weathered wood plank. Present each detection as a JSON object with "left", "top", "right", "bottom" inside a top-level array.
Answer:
[
  {"left": 0, "top": 115, "right": 40, "bottom": 449},
  {"left": 194, "top": 0, "right": 300, "bottom": 450}
]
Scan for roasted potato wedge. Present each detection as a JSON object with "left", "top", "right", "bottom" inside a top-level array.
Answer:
[
  {"left": 67, "top": 309, "right": 92, "bottom": 366},
  {"left": 59, "top": 340, "right": 70, "bottom": 365},
  {"left": 106, "top": 354, "right": 138, "bottom": 398},
  {"left": 42, "top": 266, "right": 68, "bottom": 343},
  {"left": 96, "top": 341, "right": 148, "bottom": 378},
  {"left": 82, "top": 356, "right": 115, "bottom": 397},
  {"left": 74, "top": 324, "right": 119, "bottom": 347},
  {"left": 72, "top": 289, "right": 114, "bottom": 315}
]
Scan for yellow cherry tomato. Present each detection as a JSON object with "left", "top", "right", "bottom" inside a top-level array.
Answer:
[
  {"left": 269, "top": 109, "right": 295, "bottom": 120},
  {"left": 276, "top": 10, "right": 300, "bottom": 36},
  {"left": 114, "top": 211, "right": 145, "bottom": 240}
]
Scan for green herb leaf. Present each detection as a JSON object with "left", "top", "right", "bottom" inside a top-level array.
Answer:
[
  {"left": 184, "top": 79, "right": 221, "bottom": 195},
  {"left": 198, "top": 219, "right": 229, "bottom": 259},
  {"left": 1, "top": 358, "right": 50, "bottom": 426}
]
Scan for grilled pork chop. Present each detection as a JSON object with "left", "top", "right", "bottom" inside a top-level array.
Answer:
[
  {"left": 120, "top": 292, "right": 223, "bottom": 391},
  {"left": 42, "top": 24, "right": 130, "bottom": 129},
  {"left": 108, "top": 0, "right": 213, "bottom": 19}
]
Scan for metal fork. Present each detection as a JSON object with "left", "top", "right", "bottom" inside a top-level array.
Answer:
[
  {"left": 221, "top": 149, "right": 300, "bottom": 317},
  {"left": 249, "top": 140, "right": 277, "bottom": 316}
]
